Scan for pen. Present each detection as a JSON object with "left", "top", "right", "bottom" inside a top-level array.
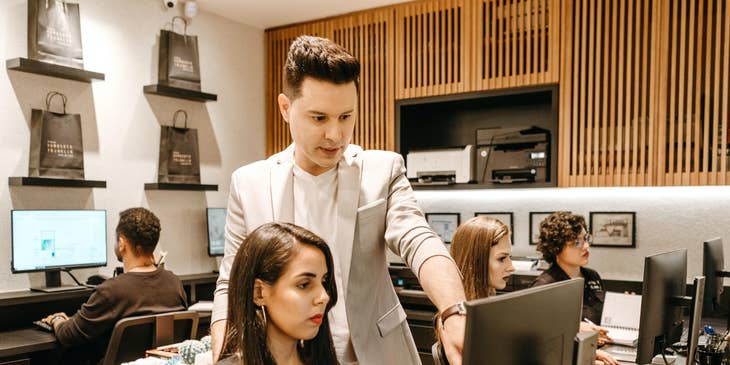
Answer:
[{"left": 583, "top": 318, "right": 597, "bottom": 326}]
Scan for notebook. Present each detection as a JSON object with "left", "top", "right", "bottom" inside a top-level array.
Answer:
[{"left": 600, "top": 292, "right": 642, "bottom": 347}]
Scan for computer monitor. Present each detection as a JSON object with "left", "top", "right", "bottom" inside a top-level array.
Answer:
[
  {"left": 206, "top": 208, "right": 226, "bottom": 257},
  {"left": 11, "top": 210, "right": 107, "bottom": 291},
  {"left": 703, "top": 238, "right": 730, "bottom": 316},
  {"left": 636, "top": 249, "right": 704, "bottom": 364},
  {"left": 463, "top": 278, "right": 583, "bottom": 365}
]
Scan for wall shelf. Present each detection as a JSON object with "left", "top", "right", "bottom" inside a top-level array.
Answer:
[
  {"left": 144, "top": 183, "right": 218, "bottom": 191},
  {"left": 143, "top": 84, "right": 217, "bottom": 102},
  {"left": 6, "top": 57, "right": 105, "bottom": 82},
  {"left": 8, "top": 177, "right": 107, "bottom": 188}
]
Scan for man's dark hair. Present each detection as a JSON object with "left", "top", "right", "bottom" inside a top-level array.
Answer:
[
  {"left": 536, "top": 211, "right": 587, "bottom": 264},
  {"left": 283, "top": 35, "right": 360, "bottom": 100},
  {"left": 116, "top": 208, "right": 161, "bottom": 256}
]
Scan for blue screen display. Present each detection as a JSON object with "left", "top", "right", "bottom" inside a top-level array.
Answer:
[
  {"left": 207, "top": 208, "right": 226, "bottom": 256},
  {"left": 12, "top": 210, "right": 107, "bottom": 272}
]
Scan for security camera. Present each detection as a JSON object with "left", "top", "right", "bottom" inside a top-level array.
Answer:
[{"left": 164, "top": 0, "right": 177, "bottom": 8}]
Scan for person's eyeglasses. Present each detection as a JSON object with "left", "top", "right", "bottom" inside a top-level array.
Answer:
[{"left": 572, "top": 234, "right": 592, "bottom": 248}]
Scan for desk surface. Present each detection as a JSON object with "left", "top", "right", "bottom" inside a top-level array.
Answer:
[
  {"left": 0, "top": 288, "right": 92, "bottom": 308},
  {"left": 0, "top": 328, "right": 57, "bottom": 358}
]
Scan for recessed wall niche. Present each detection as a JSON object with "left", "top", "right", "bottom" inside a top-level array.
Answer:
[{"left": 396, "top": 85, "right": 558, "bottom": 189}]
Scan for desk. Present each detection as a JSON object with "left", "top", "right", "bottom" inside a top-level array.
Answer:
[
  {"left": 0, "top": 272, "right": 219, "bottom": 363},
  {"left": 0, "top": 329, "right": 57, "bottom": 358}
]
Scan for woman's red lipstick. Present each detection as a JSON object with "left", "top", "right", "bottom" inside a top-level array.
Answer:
[{"left": 310, "top": 314, "right": 323, "bottom": 325}]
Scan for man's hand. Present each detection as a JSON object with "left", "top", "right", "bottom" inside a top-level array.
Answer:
[
  {"left": 438, "top": 314, "right": 465, "bottom": 365},
  {"left": 41, "top": 312, "right": 69, "bottom": 330},
  {"left": 595, "top": 349, "right": 619, "bottom": 365},
  {"left": 210, "top": 319, "right": 227, "bottom": 362}
]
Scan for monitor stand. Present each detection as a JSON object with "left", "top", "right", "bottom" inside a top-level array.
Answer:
[{"left": 30, "top": 270, "right": 86, "bottom": 293}]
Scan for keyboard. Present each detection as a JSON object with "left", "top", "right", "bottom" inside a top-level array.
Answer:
[
  {"left": 604, "top": 345, "right": 637, "bottom": 362},
  {"left": 32, "top": 320, "right": 53, "bottom": 332}
]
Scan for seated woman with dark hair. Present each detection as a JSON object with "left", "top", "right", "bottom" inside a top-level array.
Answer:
[
  {"left": 217, "top": 222, "right": 338, "bottom": 365},
  {"left": 530, "top": 211, "right": 618, "bottom": 365},
  {"left": 449, "top": 216, "right": 515, "bottom": 300}
]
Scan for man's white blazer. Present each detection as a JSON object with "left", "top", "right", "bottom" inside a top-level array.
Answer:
[{"left": 213, "top": 144, "right": 451, "bottom": 364}]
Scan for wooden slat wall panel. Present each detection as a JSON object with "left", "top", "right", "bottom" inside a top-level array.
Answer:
[
  {"left": 395, "top": 0, "right": 469, "bottom": 99},
  {"left": 265, "top": 23, "right": 328, "bottom": 156},
  {"left": 559, "top": 0, "right": 657, "bottom": 186},
  {"left": 472, "top": 0, "right": 559, "bottom": 90},
  {"left": 656, "top": 0, "right": 730, "bottom": 185},
  {"left": 330, "top": 9, "right": 396, "bottom": 151}
]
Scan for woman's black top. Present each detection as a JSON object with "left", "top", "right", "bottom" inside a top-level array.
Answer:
[{"left": 529, "top": 264, "right": 606, "bottom": 324}]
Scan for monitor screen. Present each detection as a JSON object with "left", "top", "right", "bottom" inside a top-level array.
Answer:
[
  {"left": 207, "top": 208, "right": 226, "bottom": 257},
  {"left": 463, "top": 278, "right": 583, "bottom": 365},
  {"left": 703, "top": 238, "right": 724, "bottom": 310},
  {"left": 11, "top": 210, "right": 107, "bottom": 272},
  {"left": 636, "top": 249, "right": 687, "bottom": 364}
]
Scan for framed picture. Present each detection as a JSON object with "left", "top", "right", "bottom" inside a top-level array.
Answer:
[
  {"left": 590, "top": 212, "right": 636, "bottom": 248},
  {"left": 529, "top": 211, "right": 559, "bottom": 245},
  {"left": 426, "top": 213, "right": 461, "bottom": 244},
  {"left": 475, "top": 212, "right": 514, "bottom": 245}
]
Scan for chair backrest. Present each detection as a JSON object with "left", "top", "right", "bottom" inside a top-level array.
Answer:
[{"left": 102, "top": 310, "right": 199, "bottom": 365}]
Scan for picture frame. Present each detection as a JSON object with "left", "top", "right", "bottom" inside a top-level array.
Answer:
[
  {"left": 425, "top": 213, "right": 461, "bottom": 245},
  {"left": 529, "top": 211, "right": 560, "bottom": 245},
  {"left": 474, "top": 212, "right": 514, "bottom": 245},
  {"left": 589, "top": 212, "right": 636, "bottom": 248}
]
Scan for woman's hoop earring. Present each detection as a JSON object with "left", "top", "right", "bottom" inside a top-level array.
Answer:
[
  {"left": 299, "top": 339, "right": 304, "bottom": 348},
  {"left": 260, "top": 305, "right": 267, "bottom": 326}
]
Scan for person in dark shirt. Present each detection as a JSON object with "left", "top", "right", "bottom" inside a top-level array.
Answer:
[
  {"left": 530, "top": 211, "right": 618, "bottom": 365},
  {"left": 41, "top": 207, "right": 188, "bottom": 365}
]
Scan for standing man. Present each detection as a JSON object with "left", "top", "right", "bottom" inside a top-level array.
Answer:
[{"left": 212, "top": 35, "right": 466, "bottom": 365}]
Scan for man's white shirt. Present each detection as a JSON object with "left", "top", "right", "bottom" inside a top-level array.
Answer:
[{"left": 293, "top": 163, "right": 357, "bottom": 364}]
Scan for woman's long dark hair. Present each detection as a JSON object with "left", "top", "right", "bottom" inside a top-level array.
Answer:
[{"left": 220, "top": 222, "right": 339, "bottom": 365}]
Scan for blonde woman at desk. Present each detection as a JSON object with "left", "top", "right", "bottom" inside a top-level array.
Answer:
[
  {"left": 449, "top": 216, "right": 516, "bottom": 300},
  {"left": 530, "top": 211, "right": 618, "bottom": 365},
  {"left": 216, "top": 223, "right": 338, "bottom": 365}
]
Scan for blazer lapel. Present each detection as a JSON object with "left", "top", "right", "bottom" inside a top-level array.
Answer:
[
  {"left": 336, "top": 146, "right": 361, "bottom": 297},
  {"left": 270, "top": 145, "right": 295, "bottom": 223}
]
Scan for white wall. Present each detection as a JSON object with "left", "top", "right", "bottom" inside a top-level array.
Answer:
[
  {"left": 415, "top": 186, "right": 730, "bottom": 282},
  {"left": 0, "top": 0, "right": 265, "bottom": 292}
]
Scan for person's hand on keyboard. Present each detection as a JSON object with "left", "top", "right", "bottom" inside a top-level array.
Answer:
[
  {"left": 580, "top": 321, "right": 614, "bottom": 346},
  {"left": 595, "top": 349, "right": 619, "bottom": 365},
  {"left": 40, "top": 312, "right": 69, "bottom": 331}
]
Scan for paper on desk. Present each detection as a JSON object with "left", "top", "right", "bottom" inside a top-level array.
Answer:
[
  {"left": 512, "top": 260, "right": 535, "bottom": 272},
  {"left": 189, "top": 300, "right": 214, "bottom": 312},
  {"left": 601, "top": 292, "right": 641, "bottom": 329},
  {"left": 601, "top": 292, "right": 642, "bottom": 347}
]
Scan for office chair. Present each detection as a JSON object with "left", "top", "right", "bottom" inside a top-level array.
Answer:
[{"left": 102, "top": 310, "right": 199, "bottom": 365}]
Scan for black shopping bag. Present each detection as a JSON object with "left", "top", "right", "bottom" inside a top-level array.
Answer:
[
  {"left": 158, "top": 17, "right": 201, "bottom": 91},
  {"left": 29, "top": 92, "right": 85, "bottom": 179},
  {"left": 158, "top": 110, "right": 201, "bottom": 184},
  {"left": 28, "top": 0, "right": 84, "bottom": 68}
]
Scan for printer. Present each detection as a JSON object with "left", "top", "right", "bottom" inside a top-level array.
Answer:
[
  {"left": 475, "top": 126, "right": 550, "bottom": 184},
  {"left": 406, "top": 145, "right": 474, "bottom": 184}
]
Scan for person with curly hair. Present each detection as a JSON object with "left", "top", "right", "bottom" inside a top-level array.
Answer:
[{"left": 530, "top": 211, "right": 618, "bottom": 365}]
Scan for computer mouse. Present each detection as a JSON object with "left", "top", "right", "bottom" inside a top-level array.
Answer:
[{"left": 86, "top": 274, "right": 108, "bottom": 286}]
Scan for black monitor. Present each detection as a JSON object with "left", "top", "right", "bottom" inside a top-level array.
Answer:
[
  {"left": 206, "top": 208, "right": 226, "bottom": 257},
  {"left": 636, "top": 249, "right": 704, "bottom": 364},
  {"left": 11, "top": 210, "right": 107, "bottom": 292},
  {"left": 703, "top": 238, "right": 730, "bottom": 318},
  {"left": 463, "top": 278, "right": 583, "bottom": 365}
]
